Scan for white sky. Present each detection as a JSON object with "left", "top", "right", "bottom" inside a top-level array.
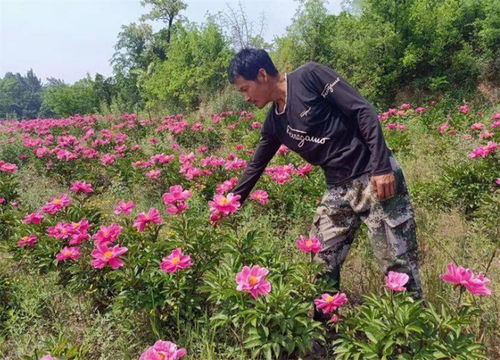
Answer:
[{"left": 0, "top": 0, "right": 342, "bottom": 84}]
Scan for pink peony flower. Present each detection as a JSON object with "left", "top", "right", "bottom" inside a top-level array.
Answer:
[
  {"left": 70, "top": 181, "right": 94, "bottom": 194},
  {"left": 0, "top": 161, "right": 18, "bottom": 173},
  {"left": 93, "top": 223, "right": 123, "bottom": 245},
  {"left": 296, "top": 235, "right": 321, "bottom": 253},
  {"left": 90, "top": 242, "right": 128, "bottom": 269},
  {"left": 250, "top": 190, "right": 269, "bottom": 205},
  {"left": 314, "top": 292, "right": 348, "bottom": 314},
  {"left": 440, "top": 262, "right": 491, "bottom": 296},
  {"left": 139, "top": 340, "right": 186, "bottom": 360},
  {"left": 470, "top": 122, "right": 485, "bottom": 131},
  {"left": 22, "top": 212, "right": 44, "bottom": 225},
  {"left": 146, "top": 170, "right": 161, "bottom": 180},
  {"left": 385, "top": 271, "right": 409, "bottom": 291},
  {"left": 134, "top": 207, "right": 163, "bottom": 232},
  {"left": 465, "top": 272, "right": 492, "bottom": 296},
  {"left": 162, "top": 185, "right": 192, "bottom": 204},
  {"left": 235, "top": 265, "right": 272, "bottom": 299},
  {"left": 160, "top": 248, "right": 193, "bottom": 274},
  {"left": 18, "top": 235, "right": 38, "bottom": 247},
  {"left": 41, "top": 194, "right": 71, "bottom": 214},
  {"left": 216, "top": 178, "right": 238, "bottom": 194},
  {"left": 114, "top": 200, "right": 136, "bottom": 215},
  {"left": 458, "top": 105, "right": 470, "bottom": 114},
  {"left": 56, "top": 246, "right": 82, "bottom": 261},
  {"left": 208, "top": 193, "right": 241, "bottom": 216}
]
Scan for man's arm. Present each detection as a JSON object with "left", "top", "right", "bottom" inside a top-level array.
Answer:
[
  {"left": 305, "top": 62, "right": 395, "bottom": 200},
  {"left": 231, "top": 129, "right": 281, "bottom": 205}
]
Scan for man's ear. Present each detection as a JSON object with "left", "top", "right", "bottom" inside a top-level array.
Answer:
[{"left": 257, "top": 68, "right": 268, "bottom": 83}]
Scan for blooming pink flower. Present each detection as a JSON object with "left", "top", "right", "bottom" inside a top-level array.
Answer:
[
  {"left": 70, "top": 181, "right": 94, "bottom": 194},
  {"left": 114, "top": 200, "right": 136, "bottom": 215},
  {"left": 18, "top": 235, "right": 38, "bottom": 247},
  {"left": 385, "top": 271, "right": 409, "bottom": 291},
  {"left": 22, "top": 212, "right": 44, "bottom": 225},
  {"left": 93, "top": 223, "right": 123, "bottom": 245},
  {"left": 314, "top": 292, "right": 348, "bottom": 314},
  {"left": 56, "top": 246, "right": 82, "bottom": 261},
  {"left": 41, "top": 194, "right": 71, "bottom": 214},
  {"left": 90, "top": 242, "right": 128, "bottom": 269},
  {"left": 296, "top": 235, "right": 321, "bottom": 253},
  {"left": 479, "top": 130, "right": 494, "bottom": 139},
  {"left": 277, "top": 145, "right": 290, "bottom": 154},
  {"left": 134, "top": 208, "right": 163, "bottom": 232},
  {"left": 160, "top": 248, "right": 193, "bottom": 274},
  {"left": 399, "top": 103, "right": 411, "bottom": 110},
  {"left": 163, "top": 185, "right": 192, "bottom": 204},
  {"left": 101, "top": 153, "right": 117, "bottom": 165},
  {"left": 146, "top": 170, "right": 161, "bottom": 180},
  {"left": 0, "top": 161, "right": 18, "bottom": 173},
  {"left": 458, "top": 104, "right": 470, "bottom": 114},
  {"left": 235, "top": 265, "right": 272, "bottom": 299},
  {"left": 465, "top": 272, "right": 492, "bottom": 296},
  {"left": 208, "top": 193, "right": 241, "bottom": 216},
  {"left": 296, "top": 163, "right": 313, "bottom": 177},
  {"left": 470, "top": 122, "right": 484, "bottom": 131},
  {"left": 216, "top": 178, "right": 238, "bottom": 194},
  {"left": 139, "top": 340, "right": 186, "bottom": 360},
  {"left": 251, "top": 121, "right": 261, "bottom": 129},
  {"left": 250, "top": 190, "right": 269, "bottom": 205},
  {"left": 440, "top": 262, "right": 491, "bottom": 296}
]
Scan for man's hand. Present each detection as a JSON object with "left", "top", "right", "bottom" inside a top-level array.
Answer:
[{"left": 371, "top": 172, "right": 396, "bottom": 201}]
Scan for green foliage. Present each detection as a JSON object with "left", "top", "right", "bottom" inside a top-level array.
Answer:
[
  {"left": 143, "top": 21, "right": 232, "bottom": 113},
  {"left": 0, "top": 70, "right": 42, "bottom": 120},
  {"left": 334, "top": 291, "right": 487, "bottom": 359}
]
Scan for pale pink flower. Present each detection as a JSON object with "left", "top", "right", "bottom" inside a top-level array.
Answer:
[
  {"left": 100, "top": 153, "right": 117, "bottom": 165},
  {"left": 385, "top": 271, "right": 409, "bottom": 291},
  {"left": 134, "top": 208, "right": 163, "bottom": 232},
  {"left": 146, "top": 170, "right": 161, "bottom": 180},
  {"left": 296, "top": 235, "right": 321, "bottom": 253},
  {"left": 114, "top": 200, "right": 136, "bottom": 215},
  {"left": 250, "top": 190, "right": 269, "bottom": 205},
  {"left": 39, "top": 356, "right": 54, "bottom": 360},
  {"left": 56, "top": 246, "right": 82, "bottom": 261},
  {"left": 314, "top": 293, "right": 348, "bottom": 314},
  {"left": 216, "top": 178, "right": 238, "bottom": 194},
  {"left": 18, "top": 235, "right": 38, "bottom": 247},
  {"left": 70, "top": 181, "right": 94, "bottom": 194},
  {"left": 160, "top": 248, "right": 193, "bottom": 274},
  {"left": 235, "top": 265, "right": 272, "bottom": 299},
  {"left": 139, "top": 340, "right": 186, "bottom": 360},
  {"left": 399, "top": 103, "right": 411, "bottom": 110},
  {"left": 251, "top": 121, "right": 261, "bottom": 129},
  {"left": 22, "top": 212, "right": 44, "bottom": 225},
  {"left": 470, "top": 122, "right": 484, "bottom": 131},
  {"left": 479, "top": 130, "right": 494, "bottom": 139},
  {"left": 90, "top": 242, "right": 128, "bottom": 269}
]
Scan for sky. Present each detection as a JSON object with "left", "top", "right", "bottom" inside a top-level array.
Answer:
[{"left": 0, "top": 0, "right": 342, "bottom": 84}]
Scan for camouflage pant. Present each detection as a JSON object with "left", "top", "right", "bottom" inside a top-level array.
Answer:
[{"left": 310, "top": 156, "right": 422, "bottom": 298}]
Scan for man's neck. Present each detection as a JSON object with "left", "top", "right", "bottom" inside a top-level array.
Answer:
[{"left": 271, "top": 73, "right": 287, "bottom": 112}]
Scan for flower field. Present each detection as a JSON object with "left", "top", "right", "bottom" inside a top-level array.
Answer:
[{"left": 0, "top": 99, "right": 498, "bottom": 359}]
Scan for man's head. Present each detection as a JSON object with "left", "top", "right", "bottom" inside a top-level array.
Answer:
[{"left": 228, "top": 48, "right": 279, "bottom": 109}]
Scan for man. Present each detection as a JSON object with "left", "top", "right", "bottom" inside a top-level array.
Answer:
[{"left": 228, "top": 48, "right": 422, "bottom": 302}]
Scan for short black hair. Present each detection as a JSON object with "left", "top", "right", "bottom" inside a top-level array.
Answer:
[{"left": 227, "top": 48, "right": 279, "bottom": 84}]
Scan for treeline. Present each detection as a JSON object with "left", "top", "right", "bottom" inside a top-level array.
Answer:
[{"left": 1, "top": 0, "right": 498, "bottom": 120}]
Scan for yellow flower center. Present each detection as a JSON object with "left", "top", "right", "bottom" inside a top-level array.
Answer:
[
  {"left": 248, "top": 276, "right": 258, "bottom": 286},
  {"left": 21, "top": 236, "right": 28, "bottom": 242},
  {"left": 172, "top": 257, "right": 180, "bottom": 265},
  {"left": 305, "top": 240, "right": 313, "bottom": 247},
  {"left": 104, "top": 251, "right": 113, "bottom": 259},
  {"left": 326, "top": 295, "right": 335, "bottom": 302},
  {"left": 72, "top": 222, "right": 79, "bottom": 228},
  {"left": 219, "top": 198, "right": 230, "bottom": 205},
  {"left": 52, "top": 199, "right": 62, "bottom": 205}
]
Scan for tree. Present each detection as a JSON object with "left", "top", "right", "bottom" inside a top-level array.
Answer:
[
  {"left": 0, "top": 70, "right": 42, "bottom": 120},
  {"left": 140, "top": 0, "right": 187, "bottom": 44}
]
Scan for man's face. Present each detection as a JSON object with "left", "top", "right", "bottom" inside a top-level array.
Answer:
[{"left": 233, "top": 70, "right": 271, "bottom": 109}]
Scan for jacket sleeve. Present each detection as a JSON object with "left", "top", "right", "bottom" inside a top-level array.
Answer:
[
  {"left": 231, "top": 114, "right": 281, "bottom": 204},
  {"left": 305, "top": 62, "right": 392, "bottom": 176}
]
